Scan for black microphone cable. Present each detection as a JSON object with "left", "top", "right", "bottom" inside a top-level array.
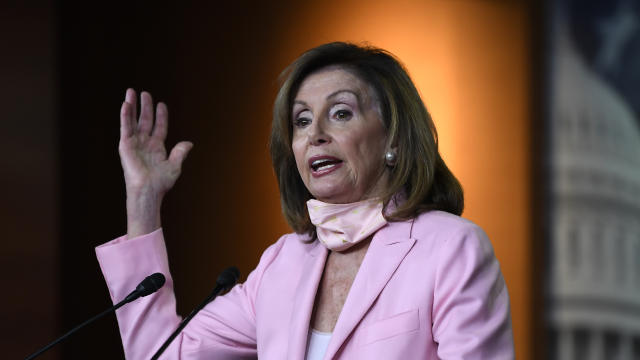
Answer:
[
  {"left": 24, "top": 272, "right": 166, "bottom": 360},
  {"left": 150, "top": 266, "right": 240, "bottom": 360}
]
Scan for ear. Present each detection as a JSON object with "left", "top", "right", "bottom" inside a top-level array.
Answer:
[
  {"left": 384, "top": 131, "right": 397, "bottom": 150},
  {"left": 387, "top": 136, "right": 398, "bottom": 156}
]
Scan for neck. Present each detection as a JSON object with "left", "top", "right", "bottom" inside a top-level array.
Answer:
[{"left": 329, "top": 234, "right": 372, "bottom": 258}]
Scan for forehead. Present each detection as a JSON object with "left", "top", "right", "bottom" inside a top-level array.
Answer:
[{"left": 294, "top": 66, "right": 374, "bottom": 102}]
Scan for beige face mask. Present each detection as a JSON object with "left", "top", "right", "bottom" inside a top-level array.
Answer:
[{"left": 307, "top": 198, "right": 388, "bottom": 251}]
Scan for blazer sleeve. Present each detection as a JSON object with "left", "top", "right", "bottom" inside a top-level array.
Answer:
[
  {"left": 96, "top": 228, "right": 284, "bottom": 360},
  {"left": 431, "top": 224, "right": 515, "bottom": 360}
]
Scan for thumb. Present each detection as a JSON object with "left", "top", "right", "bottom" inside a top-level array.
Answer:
[{"left": 168, "top": 141, "right": 194, "bottom": 168}]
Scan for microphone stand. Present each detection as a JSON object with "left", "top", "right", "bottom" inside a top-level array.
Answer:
[
  {"left": 150, "top": 267, "right": 239, "bottom": 360},
  {"left": 24, "top": 273, "right": 166, "bottom": 360},
  {"left": 25, "top": 298, "right": 129, "bottom": 360}
]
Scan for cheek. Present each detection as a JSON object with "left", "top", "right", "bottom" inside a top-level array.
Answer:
[
  {"left": 360, "top": 145, "right": 383, "bottom": 174},
  {"left": 291, "top": 138, "right": 307, "bottom": 175},
  {"left": 350, "top": 138, "right": 386, "bottom": 180},
  {"left": 342, "top": 139, "right": 378, "bottom": 180},
  {"left": 355, "top": 131, "right": 386, "bottom": 166}
]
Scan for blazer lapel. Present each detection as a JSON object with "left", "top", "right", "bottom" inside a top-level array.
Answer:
[
  {"left": 324, "top": 222, "right": 416, "bottom": 359},
  {"left": 287, "top": 240, "right": 328, "bottom": 360}
]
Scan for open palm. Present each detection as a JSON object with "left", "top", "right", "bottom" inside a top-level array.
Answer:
[
  {"left": 118, "top": 89, "right": 192, "bottom": 238},
  {"left": 119, "top": 89, "right": 192, "bottom": 197}
]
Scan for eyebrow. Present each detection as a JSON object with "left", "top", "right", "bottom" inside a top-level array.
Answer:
[{"left": 293, "top": 89, "right": 361, "bottom": 107}]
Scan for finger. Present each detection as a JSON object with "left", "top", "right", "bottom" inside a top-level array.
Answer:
[
  {"left": 168, "top": 141, "right": 194, "bottom": 168},
  {"left": 138, "top": 91, "right": 154, "bottom": 136},
  {"left": 120, "top": 101, "right": 134, "bottom": 139},
  {"left": 125, "top": 88, "right": 137, "bottom": 132},
  {"left": 152, "top": 102, "right": 168, "bottom": 141}
]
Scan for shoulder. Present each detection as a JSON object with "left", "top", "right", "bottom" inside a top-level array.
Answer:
[
  {"left": 404, "top": 210, "right": 494, "bottom": 257},
  {"left": 276, "top": 231, "right": 316, "bottom": 251},
  {"left": 410, "top": 210, "right": 488, "bottom": 241},
  {"left": 256, "top": 231, "right": 318, "bottom": 266},
  {"left": 240, "top": 231, "right": 318, "bottom": 292}
]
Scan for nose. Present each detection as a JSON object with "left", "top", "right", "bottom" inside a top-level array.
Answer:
[{"left": 308, "top": 118, "right": 330, "bottom": 146}]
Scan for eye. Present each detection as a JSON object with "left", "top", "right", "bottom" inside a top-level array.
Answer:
[
  {"left": 334, "top": 109, "right": 352, "bottom": 121},
  {"left": 294, "top": 117, "right": 311, "bottom": 127}
]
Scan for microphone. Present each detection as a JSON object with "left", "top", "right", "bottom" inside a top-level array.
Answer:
[
  {"left": 216, "top": 266, "right": 240, "bottom": 293},
  {"left": 124, "top": 272, "right": 166, "bottom": 303},
  {"left": 24, "top": 273, "right": 166, "bottom": 360},
  {"left": 150, "top": 266, "right": 240, "bottom": 360}
]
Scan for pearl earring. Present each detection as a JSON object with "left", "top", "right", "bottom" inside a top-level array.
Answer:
[{"left": 385, "top": 151, "right": 397, "bottom": 166}]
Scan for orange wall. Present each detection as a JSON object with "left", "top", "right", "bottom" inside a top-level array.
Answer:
[{"left": 267, "top": 0, "right": 532, "bottom": 358}]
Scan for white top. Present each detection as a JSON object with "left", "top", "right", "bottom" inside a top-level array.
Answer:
[{"left": 305, "top": 328, "right": 332, "bottom": 360}]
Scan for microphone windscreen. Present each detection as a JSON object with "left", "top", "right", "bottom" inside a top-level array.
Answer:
[
  {"left": 136, "top": 272, "right": 166, "bottom": 297},
  {"left": 216, "top": 267, "right": 240, "bottom": 288}
]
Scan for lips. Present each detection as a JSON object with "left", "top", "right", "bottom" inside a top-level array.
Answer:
[{"left": 308, "top": 155, "right": 343, "bottom": 177}]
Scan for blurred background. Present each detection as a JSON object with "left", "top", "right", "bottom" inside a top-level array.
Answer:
[{"left": 1, "top": 0, "right": 638, "bottom": 359}]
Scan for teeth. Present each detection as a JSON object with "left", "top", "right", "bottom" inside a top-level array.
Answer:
[
  {"left": 317, "top": 163, "right": 336, "bottom": 171},
  {"left": 311, "top": 158, "right": 341, "bottom": 171}
]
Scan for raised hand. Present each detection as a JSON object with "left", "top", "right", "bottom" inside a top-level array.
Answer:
[{"left": 119, "top": 89, "right": 193, "bottom": 238}]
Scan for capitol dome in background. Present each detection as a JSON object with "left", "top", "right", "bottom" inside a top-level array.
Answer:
[{"left": 548, "top": 18, "right": 640, "bottom": 360}]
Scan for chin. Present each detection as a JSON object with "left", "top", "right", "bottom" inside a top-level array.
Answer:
[
  {"left": 311, "top": 189, "right": 361, "bottom": 204},
  {"left": 306, "top": 178, "right": 362, "bottom": 203}
]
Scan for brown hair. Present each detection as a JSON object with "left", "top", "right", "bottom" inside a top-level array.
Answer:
[{"left": 270, "top": 42, "right": 463, "bottom": 235}]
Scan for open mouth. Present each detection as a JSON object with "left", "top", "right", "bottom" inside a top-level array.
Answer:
[{"left": 309, "top": 156, "right": 343, "bottom": 174}]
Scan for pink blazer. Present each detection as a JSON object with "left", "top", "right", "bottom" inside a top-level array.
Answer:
[{"left": 96, "top": 210, "right": 514, "bottom": 359}]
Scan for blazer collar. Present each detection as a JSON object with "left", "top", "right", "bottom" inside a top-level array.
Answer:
[
  {"left": 287, "top": 239, "right": 328, "bottom": 359},
  {"left": 287, "top": 220, "right": 415, "bottom": 359},
  {"left": 324, "top": 220, "right": 415, "bottom": 359}
]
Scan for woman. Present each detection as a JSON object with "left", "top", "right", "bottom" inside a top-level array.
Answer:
[{"left": 97, "top": 42, "right": 514, "bottom": 359}]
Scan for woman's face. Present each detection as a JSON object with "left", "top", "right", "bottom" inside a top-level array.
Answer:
[{"left": 292, "top": 67, "right": 389, "bottom": 204}]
